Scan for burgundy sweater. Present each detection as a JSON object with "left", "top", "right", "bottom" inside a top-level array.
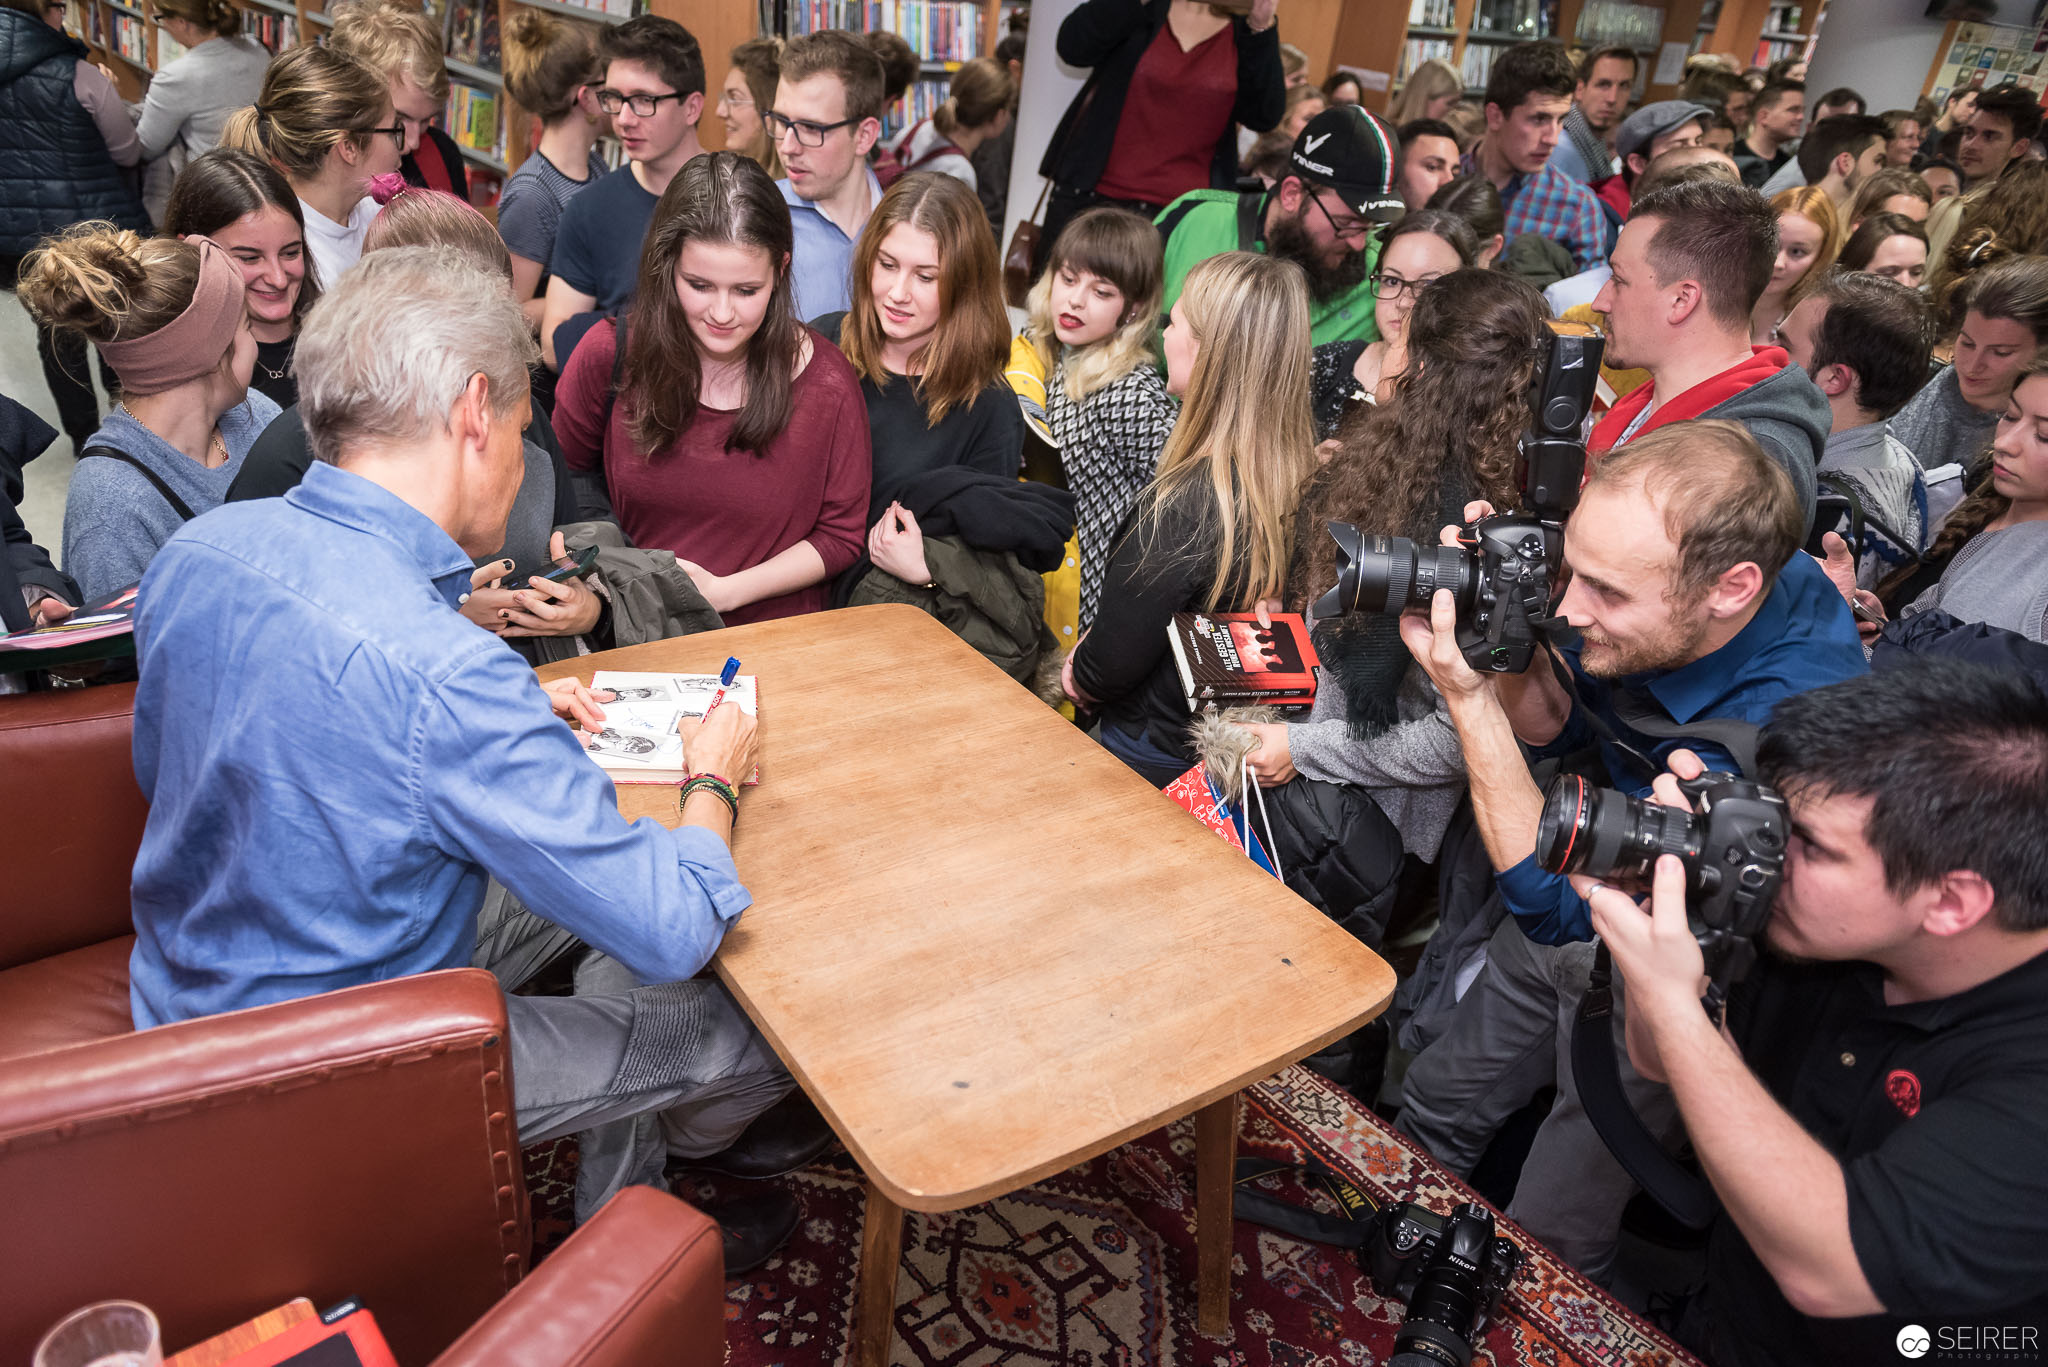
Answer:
[{"left": 554, "top": 322, "right": 873, "bottom": 623}]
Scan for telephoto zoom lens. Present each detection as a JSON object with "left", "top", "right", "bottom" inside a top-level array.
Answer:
[{"left": 1536, "top": 774, "right": 1704, "bottom": 883}]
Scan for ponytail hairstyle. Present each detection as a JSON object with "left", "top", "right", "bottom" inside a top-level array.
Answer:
[
  {"left": 503, "top": 7, "right": 604, "bottom": 124},
  {"left": 1022, "top": 206, "right": 1164, "bottom": 401},
  {"left": 623, "top": 150, "right": 802, "bottom": 456},
  {"left": 163, "top": 146, "right": 323, "bottom": 320},
  {"left": 1770, "top": 184, "right": 1844, "bottom": 313},
  {"left": 1143, "top": 251, "right": 1318, "bottom": 610},
  {"left": 364, "top": 186, "right": 513, "bottom": 280},
  {"left": 933, "top": 56, "right": 1014, "bottom": 137},
  {"left": 222, "top": 43, "right": 390, "bottom": 184},
  {"left": 840, "top": 171, "right": 1009, "bottom": 426},
  {"left": 148, "top": 0, "right": 238, "bottom": 39},
  {"left": 17, "top": 223, "right": 234, "bottom": 383},
  {"left": 328, "top": 0, "right": 449, "bottom": 103},
  {"left": 726, "top": 36, "right": 785, "bottom": 177}
]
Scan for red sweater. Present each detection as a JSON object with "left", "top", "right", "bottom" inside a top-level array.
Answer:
[{"left": 554, "top": 322, "right": 872, "bottom": 623}]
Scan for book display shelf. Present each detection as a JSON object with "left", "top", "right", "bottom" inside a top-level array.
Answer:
[{"left": 56, "top": 0, "right": 766, "bottom": 207}]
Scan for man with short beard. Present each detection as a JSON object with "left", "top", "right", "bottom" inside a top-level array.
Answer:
[
  {"left": 1155, "top": 105, "right": 1403, "bottom": 345},
  {"left": 1393, "top": 419, "right": 1866, "bottom": 1282}
]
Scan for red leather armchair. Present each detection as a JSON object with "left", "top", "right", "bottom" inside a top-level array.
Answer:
[{"left": 0, "top": 685, "right": 726, "bottom": 1363}]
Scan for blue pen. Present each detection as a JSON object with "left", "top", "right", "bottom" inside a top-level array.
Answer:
[{"left": 704, "top": 656, "right": 741, "bottom": 718}]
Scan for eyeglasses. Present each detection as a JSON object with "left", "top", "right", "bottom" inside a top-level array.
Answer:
[
  {"left": 1369, "top": 270, "right": 1443, "bottom": 300},
  {"left": 764, "top": 111, "right": 858, "bottom": 147},
  {"left": 367, "top": 124, "right": 406, "bottom": 148},
  {"left": 595, "top": 88, "right": 684, "bottom": 117},
  {"left": 1305, "top": 190, "right": 1375, "bottom": 248},
  {"left": 717, "top": 91, "right": 754, "bottom": 110}
]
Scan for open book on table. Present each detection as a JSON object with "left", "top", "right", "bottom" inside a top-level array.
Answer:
[{"left": 581, "top": 670, "right": 760, "bottom": 786}]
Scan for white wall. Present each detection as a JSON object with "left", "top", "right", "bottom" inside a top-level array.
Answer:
[
  {"left": 1001, "top": 0, "right": 1091, "bottom": 308},
  {"left": 1801, "top": 0, "right": 1955, "bottom": 111}
]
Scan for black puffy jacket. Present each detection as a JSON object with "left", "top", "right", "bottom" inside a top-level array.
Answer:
[{"left": 0, "top": 8, "right": 148, "bottom": 254}]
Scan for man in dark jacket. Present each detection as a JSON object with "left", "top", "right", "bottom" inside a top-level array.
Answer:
[
  {"left": 1587, "top": 178, "right": 1829, "bottom": 526},
  {"left": 1, "top": 395, "right": 78, "bottom": 688}
]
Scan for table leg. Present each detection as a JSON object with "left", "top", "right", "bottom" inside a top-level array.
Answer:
[
  {"left": 856, "top": 1178, "right": 905, "bottom": 1367},
  {"left": 1195, "top": 1090, "right": 1239, "bottom": 1336}
]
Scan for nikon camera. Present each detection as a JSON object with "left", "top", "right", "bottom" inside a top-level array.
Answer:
[
  {"left": 1310, "top": 320, "right": 1603, "bottom": 674},
  {"left": 1363, "top": 1201, "right": 1521, "bottom": 1367},
  {"left": 1536, "top": 772, "right": 1790, "bottom": 1001}
]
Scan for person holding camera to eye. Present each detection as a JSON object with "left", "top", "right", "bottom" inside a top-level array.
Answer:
[
  {"left": 1585, "top": 661, "right": 2048, "bottom": 1366},
  {"left": 1391, "top": 419, "right": 1866, "bottom": 1281}
]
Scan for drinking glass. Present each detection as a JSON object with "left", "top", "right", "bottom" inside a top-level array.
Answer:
[{"left": 33, "top": 1301, "right": 163, "bottom": 1367}]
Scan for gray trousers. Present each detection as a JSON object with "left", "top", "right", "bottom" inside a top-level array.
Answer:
[
  {"left": 1396, "top": 918, "right": 1681, "bottom": 1282},
  {"left": 472, "top": 884, "right": 792, "bottom": 1223}
]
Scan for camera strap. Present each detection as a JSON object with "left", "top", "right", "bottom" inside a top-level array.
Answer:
[
  {"left": 1229, "top": 1154, "right": 1381, "bottom": 1247},
  {"left": 1573, "top": 941, "right": 1718, "bottom": 1229},
  {"left": 1539, "top": 645, "right": 1758, "bottom": 1228}
]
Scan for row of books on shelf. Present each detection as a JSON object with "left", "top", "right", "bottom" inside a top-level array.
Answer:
[
  {"left": 881, "top": 77, "right": 950, "bottom": 136},
  {"left": 242, "top": 9, "right": 297, "bottom": 51},
  {"left": 1406, "top": 0, "right": 1456, "bottom": 27},
  {"left": 1398, "top": 36, "right": 1453, "bottom": 83},
  {"left": 1460, "top": 41, "right": 1502, "bottom": 88},
  {"left": 446, "top": 81, "right": 505, "bottom": 163},
  {"left": 445, "top": 0, "right": 501, "bottom": 67},
  {"left": 788, "top": 0, "right": 988, "bottom": 59},
  {"left": 112, "top": 13, "right": 148, "bottom": 66}
]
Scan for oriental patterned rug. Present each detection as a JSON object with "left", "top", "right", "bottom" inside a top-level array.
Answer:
[{"left": 523, "top": 1065, "right": 1699, "bottom": 1367}]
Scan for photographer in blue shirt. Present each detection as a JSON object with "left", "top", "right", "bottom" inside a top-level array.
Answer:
[
  {"left": 1392, "top": 419, "right": 1866, "bottom": 1281},
  {"left": 129, "top": 245, "right": 808, "bottom": 1263}
]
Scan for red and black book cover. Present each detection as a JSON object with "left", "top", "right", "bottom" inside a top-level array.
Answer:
[{"left": 1169, "top": 612, "right": 1321, "bottom": 704}]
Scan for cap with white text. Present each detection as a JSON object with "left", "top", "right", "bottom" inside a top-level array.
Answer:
[{"left": 1288, "top": 106, "right": 1406, "bottom": 224}]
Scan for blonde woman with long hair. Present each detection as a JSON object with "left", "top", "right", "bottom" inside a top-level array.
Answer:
[
  {"left": 1387, "top": 59, "right": 1460, "bottom": 126},
  {"left": 1754, "top": 185, "right": 1841, "bottom": 344},
  {"left": 1064, "top": 250, "right": 1318, "bottom": 785},
  {"left": 1022, "top": 206, "right": 1174, "bottom": 630}
]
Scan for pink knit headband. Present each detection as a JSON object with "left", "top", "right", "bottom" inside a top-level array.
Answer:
[{"left": 98, "top": 236, "right": 246, "bottom": 396}]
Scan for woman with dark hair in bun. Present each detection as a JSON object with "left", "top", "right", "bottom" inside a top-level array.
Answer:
[{"left": 164, "top": 146, "right": 319, "bottom": 408}]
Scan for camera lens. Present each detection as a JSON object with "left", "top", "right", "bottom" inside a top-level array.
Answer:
[
  {"left": 1537, "top": 775, "right": 1703, "bottom": 882},
  {"left": 1344, "top": 537, "right": 1478, "bottom": 613}
]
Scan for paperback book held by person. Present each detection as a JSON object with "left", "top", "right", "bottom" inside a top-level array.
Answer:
[
  {"left": 581, "top": 670, "right": 760, "bottom": 785},
  {"left": 0, "top": 583, "right": 138, "bottom": 670},
  {"left": 1168, "top": 611, "right": 1320, "bottom": 707}
]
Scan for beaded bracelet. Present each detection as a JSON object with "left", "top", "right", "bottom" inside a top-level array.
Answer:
[
  {"left": 687, "top": 771, "right": 736, "bottom": 791},
  {"left": 679, "top": 774, "right": 738, "bottom": 824}
]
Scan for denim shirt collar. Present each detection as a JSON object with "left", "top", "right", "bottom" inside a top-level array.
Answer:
[
  {"left": 1635, "top": 571, "right": 1794, "bottom": 723},
  {"left": 284, "top": 461, "right": 476, "bottom": 609},
  {"left": 777, "top": 168, "right": 884, "bottom": 241}
]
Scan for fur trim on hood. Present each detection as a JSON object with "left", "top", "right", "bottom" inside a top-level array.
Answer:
[{"left": 1188, "top": 705, "right": 1283, "bottom": 803}]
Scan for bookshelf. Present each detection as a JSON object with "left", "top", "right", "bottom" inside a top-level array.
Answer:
[
  {"left": 765, "top": 0, "right": 1024, "bottom": 137},
  {"left": 56, "top": 0, "right": 766, "bottom": 207}
]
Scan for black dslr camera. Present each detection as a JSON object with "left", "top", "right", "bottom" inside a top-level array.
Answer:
[
  {"left": 1363, "top": 1201, "right": 1521, "bottom": 1367},
  {"left": 1537, "top": 772, "right": 1790, "bottom": 1004},
  {"left": 1310, "top": 320, "right": 1604, "bottom": 674}
]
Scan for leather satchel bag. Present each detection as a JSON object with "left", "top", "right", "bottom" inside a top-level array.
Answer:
[{"left": 1003, "top": 178, "right": 1054, "bottom": 309}]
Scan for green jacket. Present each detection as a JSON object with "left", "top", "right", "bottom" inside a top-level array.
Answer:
[
  {"left": 846, "top": 535, "right": 1055, "bottom": 685},
  {"left": 1154, "top": 189, "right": 1382, "bottom": 347}
]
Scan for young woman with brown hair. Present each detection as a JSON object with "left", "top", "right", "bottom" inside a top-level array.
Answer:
[
  {"left": 221, "top": 43, "right": 402, "bottom": 287},
  {"left": 130, "top": 0, "right": 267, "bottom": 223},
  {"left": 162, "top": 147, "right": 320, "bottom": 409},
  {"left": 821, "top": 171, "right": 1023, "bottom": 531},
  {"left": 1063, "top": 250, "right": 1317, "bottom": 786},
  {"left": 552, "top": 151, "right": 871, "bottom": 624},
  {"left": 20, "top": 223, "right": 275, "bottom": 599},
  {"left": 1231, "top": 270, "right": 1546, "bottom": 861},
  {"left": 717, "top": 35, "right": 783, "bottom": 178},
  {"left": 501, "top": 8, "right": 609, "bottom": 335}
]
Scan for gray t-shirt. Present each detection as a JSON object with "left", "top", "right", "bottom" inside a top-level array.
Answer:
[
  {"left": 1903, "top": 519, "right": 2048, "bottom": 644},
  {"left": 63, "top": 392, "right": 281, "bottom": 601},
  {"left": 498, "top": 148, "right": 611, "bottom": 271},
  {"left": 1889, "top": 365, "right": 2001, "bottom": 485},
  {"left": 131, "top": 35, "right": 270, "bottom": 224}
]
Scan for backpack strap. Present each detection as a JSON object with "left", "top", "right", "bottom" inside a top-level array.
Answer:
[{"left": 81, "top": 446, "right": 196, "bottom": 523}]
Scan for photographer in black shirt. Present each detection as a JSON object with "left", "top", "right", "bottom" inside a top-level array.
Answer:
[{"left": 1587, "top": 661, "right": 2048, "bottom": 1367}]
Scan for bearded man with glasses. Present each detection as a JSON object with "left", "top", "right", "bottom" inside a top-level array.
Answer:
[
  {"left": 538, "top": 14, "right": 706, "bottom": 372},
  {"left": 1156, "top": 106, "right": 1404, "bottom": 346}
]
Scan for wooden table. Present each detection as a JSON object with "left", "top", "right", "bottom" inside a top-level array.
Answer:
[{"left": 538, "top": 605, "right": 1395, "bottom": 1366}]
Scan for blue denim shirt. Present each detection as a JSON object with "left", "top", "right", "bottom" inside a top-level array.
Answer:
[
  {"left": 780, "top": 169, "right": 879, "bottom": 323},
  {"left": 1495, "top": 553, "right": 1867, "bottom": 945},
  {"left": 128, "top": 461, "right": 750, "bottom": 1029}
]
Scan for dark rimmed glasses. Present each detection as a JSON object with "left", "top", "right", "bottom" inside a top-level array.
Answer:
[
  {"left": 596, "top": 88, "right": 685, "bottom": 117},
  {"left": 764, "top": 110, "right": 858, "bottom": 147}
]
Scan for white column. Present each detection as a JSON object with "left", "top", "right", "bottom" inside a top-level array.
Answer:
[
  {"left": 1800, "top": 0, "right": 1952, "bottom": 110},
  {"left": 1002, "top": 0, "right": 1091, "bottom": 282}
]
